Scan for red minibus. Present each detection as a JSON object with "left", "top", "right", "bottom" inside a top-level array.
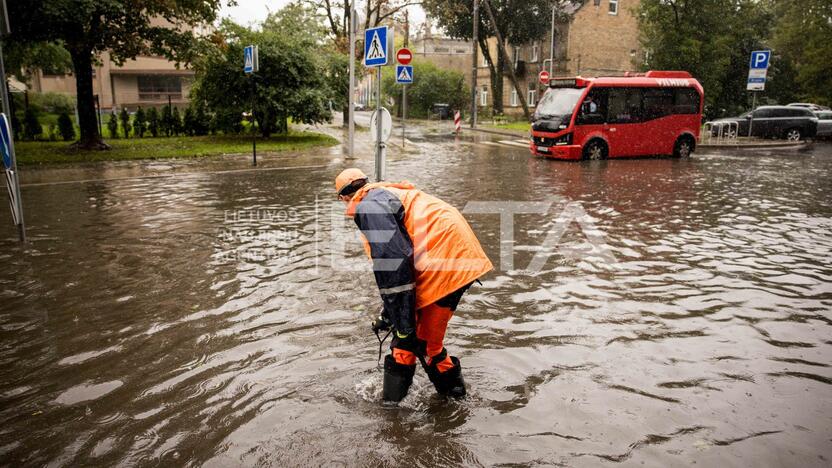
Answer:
[{"left": 529, "top": 71, "right": 704, "bottom": 160}]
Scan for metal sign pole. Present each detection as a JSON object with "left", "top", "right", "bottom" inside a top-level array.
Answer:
[
  {"left": 0, "top": 41, "right": 25, "bottom": 242},
  {"left": 375, "top": 65, "right": 383, "bottom": 181},
  {"left": 347, "top": 8, "right": 356, "bottom": 159},
  {"left": 251, "top": 77, "right": 257, "bottom": 166},
  {"left": 748, "top": 92, "right": 757, "bottom": 138},
  {"left": 402, "top": 84, "right": 406, "bottom": 147},
  {"left": 471, "top": 0, "right": 478, "bottom": 128}
]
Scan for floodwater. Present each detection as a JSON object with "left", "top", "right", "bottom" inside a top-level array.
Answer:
[{"left": 1, "top": 132, "right": 831, "bottom": 467}]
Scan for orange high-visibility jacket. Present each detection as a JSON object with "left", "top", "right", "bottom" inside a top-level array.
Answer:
[{"left": 346, "top": 181, "right": 492, "bottom": 333}]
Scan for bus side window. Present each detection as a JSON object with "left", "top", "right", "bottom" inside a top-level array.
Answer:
[
  {"left": 673, "top": 88, "right": 700, "bottom": 114},
  {"left": 644, "top": 88, "right": 674, "bottom": 120},
  {"left": 576, "top": 88, "right": 607, "bottom": 125},
  {"left": 608, "top": 88, "right": 643, "bottom": 124}
]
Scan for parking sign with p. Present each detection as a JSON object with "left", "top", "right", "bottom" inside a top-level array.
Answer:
[{"left": 750, "top": 50, "right": 771, "bottom": 70}]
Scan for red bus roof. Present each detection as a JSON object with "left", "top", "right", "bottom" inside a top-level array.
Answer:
[{"left": 549, "top": 71, "right": 703, "bottom": 93}]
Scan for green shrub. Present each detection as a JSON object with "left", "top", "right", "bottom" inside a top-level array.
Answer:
[
  {"left": 147, "top": 107, "right": 159, "bottom": 137},
  {"left": 161, "top": 106, "right": 173, "bottom": 136},
  {"left": 133, "top": 107, "right": 146, "bottom": 138},
  {"left": 30, "top": 92, "right": 75, "bottom": 114},
  {"left": 23, "top": 108, "right": 42, "bottom": 141},
  {"left": 119, "top": 108, "right": 130, "bottom": 138},
  {"left": 171, "top": 107, "right": 182, "bottom": 136},
  {"left": 107, "top": 113, "right": 119, "bottom": 139},
  {"left": 57, "top": 112, "right": 75, "bottom": 141}
]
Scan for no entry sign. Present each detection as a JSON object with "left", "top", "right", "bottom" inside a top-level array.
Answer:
[
  {"left": 396, "top": 48, "right": 412, "bottom": 65},
  {"left": 538, "top": 70, "right": 550, "bottom": 85}
]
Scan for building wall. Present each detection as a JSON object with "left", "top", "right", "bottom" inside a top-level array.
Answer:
[
  {"left": 567, "top": 0, "right": 641, "bottom": 76},
  {"left": 471, "top": 0, "right": 642, "bottom": 117},
  {"left": 411, "top": 36, "right": 473, "bottom": 84}
]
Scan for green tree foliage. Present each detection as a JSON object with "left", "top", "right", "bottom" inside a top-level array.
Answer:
[
  {"left": 191, "top": 20, "right": 332, "bottom": 138},
  {"left": 147, "top": 107, "right": 160, "bottom": 137},
  {"left": 119, "top": 108, "right": 130, "bottom": 139},
  {"left": 382, "top": 60, "right": 470, "bottom": 118},
  {"left": 57, "top": 112, "right": 75, "bottom": 141},
  {"left": 6, "top": 0, "right": 223, "bottom": 148},
  {"left": 23, "top": 108, "right": 42, "bottom": 141},
  {"left": 423, "top": 0, "right": 575, "bottom": 113},
  {"left": 638, "top": 0, "right": 773, "bottom": 118},
  {"left": 107, "top": 113, "right": 119, "bottom": 139},
  {"left": 769, "top": 0, "right": 832, "bottom": 106},
  {"left": 193, "top": 102, "right": 210, "bottom": 136}
]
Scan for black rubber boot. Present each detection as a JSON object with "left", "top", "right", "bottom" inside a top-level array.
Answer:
[
  {"left": 382, "top": 355, "right": 416, "bottom": 403},
  {"left": 424, "top": 355, "right": 467, "bottom": 399}
]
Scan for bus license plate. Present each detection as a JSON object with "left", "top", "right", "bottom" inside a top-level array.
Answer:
[{"left": 537, "top": 146, "right": 549, "bottom": 153}]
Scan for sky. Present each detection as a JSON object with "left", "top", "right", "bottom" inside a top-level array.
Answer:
[{"left": 219, "top": 0, "right": 427, "bottom": 28}]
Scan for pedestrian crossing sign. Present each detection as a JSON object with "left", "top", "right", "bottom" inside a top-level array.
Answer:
[
  {"left": 396, "top": 65, "right": 413, "bottom": 84},
  {"left": 364, "top": 26, "right": 389, "bottom": 67}
]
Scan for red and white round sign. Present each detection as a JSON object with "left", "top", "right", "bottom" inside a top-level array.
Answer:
[
  {"left": 396, "top": 48, "right": 412, "bottom": 65},
  {"left": 538, "top": 70, "right": 550, "bottom": 85}
]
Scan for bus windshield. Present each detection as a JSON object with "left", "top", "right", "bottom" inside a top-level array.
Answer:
[{"left": 534, "top": 88, "right": 584, "bottom": 120}]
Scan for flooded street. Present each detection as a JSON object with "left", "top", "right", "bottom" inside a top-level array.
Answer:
[{"left": 1, "top": 128, "right": 831, "bottom": 466}]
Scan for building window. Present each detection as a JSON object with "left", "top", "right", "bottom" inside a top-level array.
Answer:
[
  {"left": 532, "top": 43, "right": 539, "bottom": 62},
  {"left": 513, "top": 46, "right": 521, "bottom": 67},
  {"left": 594, "top": 0, "right": 601, "bottom": 6},
  {"left": 481, "top": 86, "right": 488, "bottom": 106},
  {"left": 455, "top": 48, "right": 467, "bottom": 54},
  {"left": 138, "top": 75, "right": 182, "bottom": 101},
  {"left": 434, "top": 47, "right": 450, "bottom": 53},
  {"left": 609, "top": 0, "right": 619, "bottom": 15},
  {"left": 528, "top": 84, "right": 537, "bottom": 107},
  {"left": 482, "top": 51, "right": 489, "bottom": 67},
  {"left": 510, "top": 88, "right": 518, "bottom": 107}
]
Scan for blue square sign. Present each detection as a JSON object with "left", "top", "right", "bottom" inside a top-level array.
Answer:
[
  {"left": 364, "top": 26, "right": 389, "bottom": 67},
  {"left": 395, "top": 65, "right": 413, "bottom": 84},
  {"left": 750, "top": 50, "right": 771, "bottom": 70}
]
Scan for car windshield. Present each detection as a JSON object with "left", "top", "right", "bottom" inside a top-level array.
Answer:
[{"left": 534, "top": 88, "right": 584, "bottom": 120}]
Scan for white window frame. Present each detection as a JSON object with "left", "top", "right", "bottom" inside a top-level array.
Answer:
[
  {"left": 528, "top": 88, "right": 537, "bottom": 107},
  {"left": 510, "top": 88, "right": 518, "bottom": 107},
  {"left": 532, "top": 43, "right": 539, "bottom": 62},
  {"left": 482, "top": 51, "right": 489, "bottom": 67},
  {"left": 513, "top": 46, "right": 520, "bottom": 67},
  {"left": 481, "top": 87, "right": 488, "bottom": 106},
  {"left": 609, "top": 0, "right": 619, "bottom": 15}
]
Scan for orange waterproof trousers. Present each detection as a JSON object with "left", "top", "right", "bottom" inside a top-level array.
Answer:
[{"left": 392, "top": 302, "right": 456, "bottom": 373}]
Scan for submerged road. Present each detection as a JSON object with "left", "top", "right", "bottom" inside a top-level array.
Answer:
[{"left": 1, "top": 122, "right": 831, "bottom": 466}]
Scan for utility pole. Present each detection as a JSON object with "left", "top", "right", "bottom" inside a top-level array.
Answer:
[
  {"left": 402, "top": 9, "right": 408, "bottom": 147},
  {"left": 482, "top": 0, "right": 530, "bottom": 120},
  {"left": 347, "top": 4, "right": 356, "bottom": 159},
  {"left": 471, "top": 0, "right": 478, "bottom": 128}
]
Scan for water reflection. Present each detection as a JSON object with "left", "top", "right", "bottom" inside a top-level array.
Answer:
[{"left": 1, "top": 139, "right": 830, "bottom": 466}]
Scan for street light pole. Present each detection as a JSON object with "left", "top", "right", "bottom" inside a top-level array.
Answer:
[{"left": 471, "top": 0, "right": 478, "bottom": 128}]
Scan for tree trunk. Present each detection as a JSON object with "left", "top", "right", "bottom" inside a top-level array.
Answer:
[
  {"left": 69, "top": 48, "right": 108, "bottom": 149},
  {"left": 494, "top": 46, "right": 505, "bottom": 114}
]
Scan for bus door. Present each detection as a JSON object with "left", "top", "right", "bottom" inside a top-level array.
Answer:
[
  {"left": 575, "top": 87, "right": 608, "bottom": 143},
  {"left": 605, "top": 88, "right": 645, "bottom": 156}
]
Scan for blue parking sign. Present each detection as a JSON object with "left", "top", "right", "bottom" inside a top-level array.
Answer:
[
  {"left": 750, "top": 50, "right": 771, "bottom": 70},
  {"left": 364, "top": 26, "right": 389, "bottom": 67}
]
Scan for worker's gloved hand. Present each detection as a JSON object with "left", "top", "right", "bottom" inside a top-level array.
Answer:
[{"left": 371, "top": 314, "right": 392, "bottom": 333}]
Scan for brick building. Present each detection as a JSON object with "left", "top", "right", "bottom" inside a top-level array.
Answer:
[{"left": 476, "top": 0, "right": 642, "bottom": 116}]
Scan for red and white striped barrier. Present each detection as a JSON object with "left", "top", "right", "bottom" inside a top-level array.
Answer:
[{"left": 454, "top": 110, "right": 461, "bottom": 134}]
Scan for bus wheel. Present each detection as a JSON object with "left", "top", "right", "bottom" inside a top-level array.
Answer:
[
  {"left": 673, "top": 136, "right": 695, "bottom": 158},
  {"left": 583, "top": 140, "right": 607, "bottom": 160}
]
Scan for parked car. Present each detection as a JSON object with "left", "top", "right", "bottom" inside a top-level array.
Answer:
[
  {"left": 713, "top": 106, "right": 818, "bottom": 141},
  {"left": 815, "top": 110, "right": 832, "bottom": 139},
  {"left": 788, "top": 102, "right": 830, "bottom": 112},
  {"left": 354, "top": 103, "right": 366, "bottom": 111}
]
